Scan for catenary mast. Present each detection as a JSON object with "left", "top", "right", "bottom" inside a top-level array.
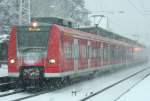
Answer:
[{"left": 19, "top": 0, "right": 31, "bottom": 25}]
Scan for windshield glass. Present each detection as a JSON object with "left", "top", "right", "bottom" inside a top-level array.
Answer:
[{"left": 16, "top": 26, "right": 51, "bottom": 58}]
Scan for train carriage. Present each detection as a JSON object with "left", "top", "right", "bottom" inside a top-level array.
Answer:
[{"left": 8, "top": 17, "right": 146, "bottom": 87}]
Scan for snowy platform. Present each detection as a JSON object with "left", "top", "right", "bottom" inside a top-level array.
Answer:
[
  {"left": 118, "top": 74, "right": 150, "bottom": 101},
  {"left": 0, "top": 64, "right": 8, "bottom": 77}
]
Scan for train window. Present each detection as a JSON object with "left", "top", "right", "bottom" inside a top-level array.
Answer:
[
  {"left": 86, "top": 46, "right": 89, "bottom": 58},
  {"left": 96, "top": 48, "right": 99, "bottom": 58},
  {"left": 87, "top": 46, "right": 90, "bottom": 59},
  {"left": 92, "top": 47, "right": 94, "bottom": 58},
  {"left": 64, "top": 42, "right": 72, "bottom": 59},
  {"left": 0, "top": 44, "right": 2, "bottom": 60},
  {"left": 98, "top": 48, "right": 101, "bottom": 58},
  {"left": 107, "top": 46, "right": 110, "bottom": 61},
  {"left": 95, "top": 48, "right": 98, "bottom": 58},
  {"left": 73, "top": 44, "right": 79, "bottom": 59},
  {"left": 16, "top": 30, "right": 49, "bottom": 50},
  {"left": 95, "top": 48, "right": 97, "bottom": 58},
  {"left": 115, "top": 47, "right": 118, "bottom": 59},
  {"left": 80, "top": 44, "right": 87, "bottom": 58},
  {"left": 118, "top": 47, "right": 121, "bottom": 59},
  {"left": 103, "top": 46, "right": 107, "bottom": 60},
  {"left": 92, "top": 47, "right": 96, "bottom": 58},
  {"left": 100, "top": 47, "right": 103, "bottom": 59},
  {"left": 0, "top": 42, "right": 8, "bottom": 61},
  {"left": 84, "top": 45, "right": 86, "bottom": 58},
  {"left": 88, "top": 46, "right": 92, "bottom": 59},
  {"left": 110, "top": 46, "right": 113, "bottom": 59}
]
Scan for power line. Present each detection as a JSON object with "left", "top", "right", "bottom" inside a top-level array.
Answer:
[
  {"left": 137, "top": 0, "right": 145, "bottom": 10},
  {"left": 127, "top": 0, "right": 150, "bottom": 26},
  {"left": 127, "top": 0, "right": 143, "bottom": 15},
  {"left": 127, "top": 0, "right": 150, "bottom": 45}
]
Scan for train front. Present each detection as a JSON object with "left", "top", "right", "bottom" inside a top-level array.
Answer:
[{"left": 8, "top": 23, "right": 51, "bottom": 82}]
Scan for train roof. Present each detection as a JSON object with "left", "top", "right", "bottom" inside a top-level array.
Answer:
[
  {"left": 18, "top": 16, "right": 145, "bottom": 48},
  {"left": 79, "top": 26, "right": 145, "bottom": 48},
  {"left": 31, "top": 17, "right": 74, "bottom": 28}
]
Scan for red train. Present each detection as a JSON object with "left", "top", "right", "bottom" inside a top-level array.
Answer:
[{"left": 8, "top": 17, "right": 146, "bottom": 86}]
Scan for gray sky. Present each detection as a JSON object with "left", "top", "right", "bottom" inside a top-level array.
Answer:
[{"left": 85, "top": 0, "right": 150, "bottom": 46}]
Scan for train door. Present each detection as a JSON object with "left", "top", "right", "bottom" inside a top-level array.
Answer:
[
  {"left": 63, "top": 36, "right": 74, "bottom": 72},
  {"left": 79, "top": 39, "right": 87, "bottom": 70}
]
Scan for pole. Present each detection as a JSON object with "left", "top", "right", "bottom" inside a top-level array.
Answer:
[{"left": 19, "top": 0, "right": 31, "bottom": 25}]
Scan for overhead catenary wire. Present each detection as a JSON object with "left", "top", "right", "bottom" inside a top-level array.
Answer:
[
  {"left": 137, "top": 0, "right": 145, "bottom": 10},
  {"left": 127, "top": 0, "right": 150, "bottom": 45},
  {"left": 127, "top": 0, "right": 150, "bottom": 26}
]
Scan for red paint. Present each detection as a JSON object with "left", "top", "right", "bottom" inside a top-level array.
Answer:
[{"left": 8, "top": 26, "right": 19, "bottom": 73}]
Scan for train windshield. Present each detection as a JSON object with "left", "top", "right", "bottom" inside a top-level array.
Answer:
[{"left": 16, "top": 26, "right": 50, "bottom": 57}]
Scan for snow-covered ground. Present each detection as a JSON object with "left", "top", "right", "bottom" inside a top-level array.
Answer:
[
  {"left": 87, "top": 65, "right": 150, "bottom": 101},
  {"left": 118, "top": 73, "right": 150, "bottom": 101},
  {"left": 0, "top": 64, "right": 8, "bottom": 77},
  {"left": 17, "top": 63, "right": 149, "bottom": 101}
]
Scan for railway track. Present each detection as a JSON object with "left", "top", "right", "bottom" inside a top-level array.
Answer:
[
  {"left": 0, "top": 89, "right": 24, "bottom": 97},
  {"left": 0, "top": 81, "right": 17, "bottom": 92},
  {"left": 0, "top": 91, "right": 29, "bottom": 101},
  {"left": 12, "top": 90, "right": 51, "bottom": 101},
  {"left": 0, "top": 76, "right": 11, "bottom": 83},
  {"left": 80, "top": 67, "right": 150, "bottom": 101},
  {"left": 0, "top": 80, "right": 68, "bottom": 101},
  {"left": 0, "top": 88, "right": 54, "bottom": 101}
]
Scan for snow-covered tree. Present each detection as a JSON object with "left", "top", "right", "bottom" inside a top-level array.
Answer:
[
  {"left": 0, "top": 0, "right": 90, "bottom": 36},
  {"left": 31, "top": 0, "right": 91, "bottom": 26},
  {"left": 0, "top": 0, "right": 18, "bottom": 35}
]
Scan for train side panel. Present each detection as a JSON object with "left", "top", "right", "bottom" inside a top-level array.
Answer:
[
  {"left": 8, "top": 26, "right": 19, "bottom": 77},
  {"left": 62, "top": 33, "right": 74, "bottom": 72},
  {"left": 44, "top": 25, "right": 62, "bottom": 77}
]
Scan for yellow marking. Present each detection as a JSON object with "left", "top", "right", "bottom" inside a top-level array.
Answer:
[
  {"left": 29, "top": 27, "right": 40, "bottom": 31},
  {"left": 64, "top": 32, "right": 72, "bottom": 36}
]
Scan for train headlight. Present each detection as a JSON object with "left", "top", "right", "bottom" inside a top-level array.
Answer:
[
  {"left": 48, "top": 59, "right": 56, "bottom": 64},
  {"left": 10, "top": 59, "right": 15, "bottom": 64},
  {"left": 32, "top": 22, "right": 38, "bottom": 28}
]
